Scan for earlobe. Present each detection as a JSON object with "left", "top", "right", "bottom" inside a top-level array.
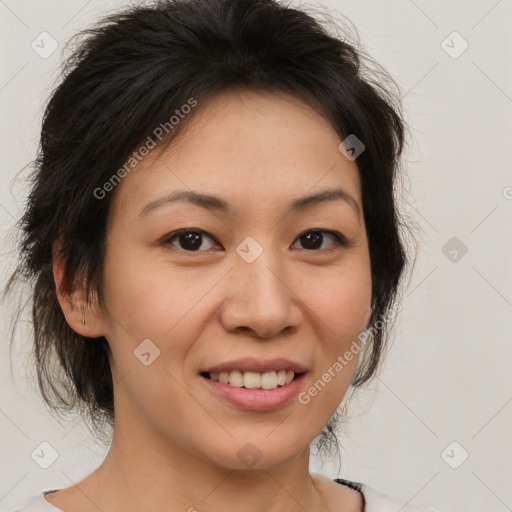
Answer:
[{"left": 52, "top": 239, "right": 105, "bottom": 338}]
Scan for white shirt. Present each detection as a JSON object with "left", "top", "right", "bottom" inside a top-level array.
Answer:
[{"left": 12, "top": 481, "right": 440, "bottom": 512}]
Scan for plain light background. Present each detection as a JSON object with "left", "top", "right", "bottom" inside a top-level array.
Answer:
[{"left": 1, "top": 0, "right": 511, "bottom": 511}]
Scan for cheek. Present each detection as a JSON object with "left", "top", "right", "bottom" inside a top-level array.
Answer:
[
  {"left": 101, "top": 248, "right": 224, "bottom": 378},
  {"left": 102, "top": 246, "right": 191, "bottom": 334},
  {"left": 297, "top": 260, "right": 372, "bottom": 344},
  {"left": 294, "top": 258, "right": 371, "bottom": 409},
  {"left": 100, "top": 253, "right": 209, "bottom": 417},
  {"left": 326, "top": 275, "right": 372, "bottom": 339}
]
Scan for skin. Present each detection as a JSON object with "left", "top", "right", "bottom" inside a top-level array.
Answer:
[{"left": 51, "top": 89, "right": 372, "bottom": 512}]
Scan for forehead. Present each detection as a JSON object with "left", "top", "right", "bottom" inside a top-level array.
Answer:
[{"left": 109, "top": 89, "right": 362, "bottom": 222}]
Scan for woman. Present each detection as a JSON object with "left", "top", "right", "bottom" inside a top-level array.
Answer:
[{"left": 6, "top": 0, "right": 438, "bottom": 510}]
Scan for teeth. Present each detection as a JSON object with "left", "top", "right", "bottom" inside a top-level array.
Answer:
[
  {"left": 244, "top": 371, "right": 261, "bottom": 389},
  {"left": 209, "top": 370, "right": 297, "bottom": 389},
  {"left": 230, "top": 370, "right": 244, "bottom": 388},
  {"left": 261, "top": 371, "right": 277, "bottom": 390}
]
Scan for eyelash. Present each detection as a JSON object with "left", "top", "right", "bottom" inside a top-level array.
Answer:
[{"left": 162, "top": 229, "right": 353, "bottom": 254}]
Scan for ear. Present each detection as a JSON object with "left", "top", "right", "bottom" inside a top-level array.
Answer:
[{"left": 52, "top": 239, "right": 105, "bottom": 338}]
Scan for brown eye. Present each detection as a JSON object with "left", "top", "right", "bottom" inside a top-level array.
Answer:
[
  {"left": 165, "top": 229, "right": 219, "bottom": 252},
  {"left": 292, "top": 230, "right": 347, "bottom": 251}
]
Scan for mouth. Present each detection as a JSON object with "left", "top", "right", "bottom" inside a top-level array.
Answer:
[
  {"left": 198, "top": 358, "right": 308, "bottom": 411},
  {"left": 200, "top": 370, "right": 307, "bottom": 412},
  {"left": 200, "top": 370, "right": 304, "bottom": 390}
]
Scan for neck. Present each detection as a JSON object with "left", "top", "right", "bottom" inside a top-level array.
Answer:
[{"left": 84, "top": 415, "right": 327, "bottom": 512}]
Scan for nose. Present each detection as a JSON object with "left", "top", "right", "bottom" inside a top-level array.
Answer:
[{"left": 219, "top": 245, "right": 303, "bottom": 339}]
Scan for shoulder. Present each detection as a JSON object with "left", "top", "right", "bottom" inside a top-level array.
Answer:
[
  {"left": 12, "top": 481, "right": 441, "bottom": 512},
  {"left": 11, "top": 490, "right": 63, "bottom": 512},
  {"left": 357, "top": 481, "right": 440, "bottom": 512},
  {"left": 313, "top": 474, "right": 440, "bottom": 512}
]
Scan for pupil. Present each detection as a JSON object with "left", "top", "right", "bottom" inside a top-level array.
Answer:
[
  {"left": 301, "top": 232, "right": 322, "bottom": 250},
  {"left": 180, "top": 231, "right": 202, "bottom": 251}
]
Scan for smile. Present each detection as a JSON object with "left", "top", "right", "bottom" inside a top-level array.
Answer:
[
  {"left": 200, "top": 371, "right": 307, "bottom": 411},
  {"left": 202, "top": 370, "right": 300, "bottom": 390}
]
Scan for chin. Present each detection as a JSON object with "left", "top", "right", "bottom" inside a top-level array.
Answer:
[{"left": 201, "top": 432, "right": 311, "bottom": 471}]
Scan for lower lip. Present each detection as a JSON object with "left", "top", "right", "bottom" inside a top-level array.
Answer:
[{"left": 200, "top": 373, "right": 307, "bottom": 412}]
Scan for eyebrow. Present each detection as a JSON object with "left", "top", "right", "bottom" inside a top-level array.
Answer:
[{"left": 138, "top": 187, "right": 360, "bottom": 218}]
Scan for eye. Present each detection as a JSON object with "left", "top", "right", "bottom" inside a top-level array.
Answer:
[
  {"left": 291, "top": 230, "right": 349, "bottom": 252},
  {"left": 164, "top": 229, "right": 220, "bottom": 252},
  {"left": 163, "top": 228, "right": 350, "bottom": 253}
]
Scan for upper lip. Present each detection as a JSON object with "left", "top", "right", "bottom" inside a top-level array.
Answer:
[{"left": 201, "top": 357, "right": 308, "bottom": 374}]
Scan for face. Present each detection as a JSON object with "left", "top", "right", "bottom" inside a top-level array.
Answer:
[{"left": 97, "top": 89, "right": 372, "bottom": 469}]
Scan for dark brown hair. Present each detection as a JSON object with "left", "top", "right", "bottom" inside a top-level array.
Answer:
[{"left": 5, "top": 0, "right": 410, "bottom": 461}]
